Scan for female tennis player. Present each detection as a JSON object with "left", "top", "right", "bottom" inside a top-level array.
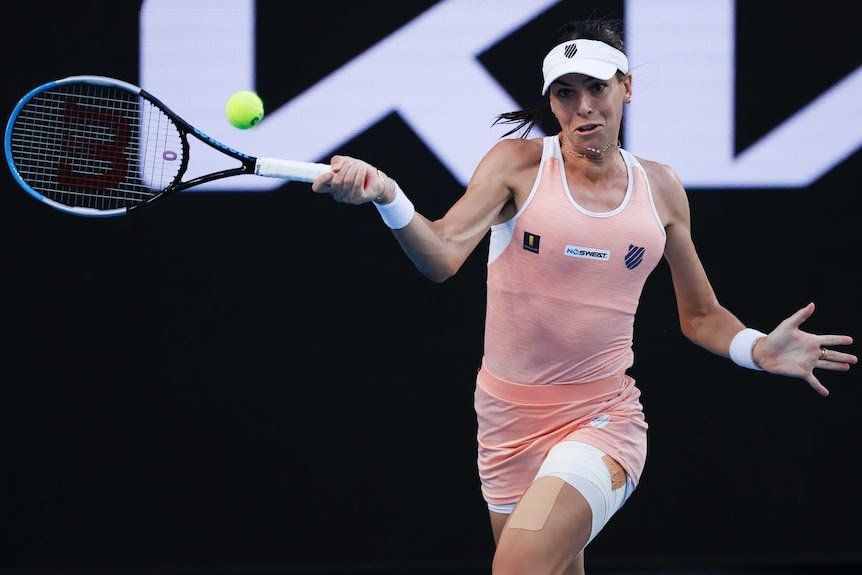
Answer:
[{"left": 311, "top": 16, "right": 857, "bottom": 575}]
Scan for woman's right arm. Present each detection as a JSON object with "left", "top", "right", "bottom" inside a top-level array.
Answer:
[{"left": 313, "top": 138, "right": 535, "bottom": 282}]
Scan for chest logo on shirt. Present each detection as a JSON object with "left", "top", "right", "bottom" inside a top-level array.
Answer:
[
  {"left": 523, "top": 232, "right": 540, "bottom": 253},
  {"left": 564, "top": 245, "right": 610, "bottom": 261},
  {"left": 625, "top": 244, "right": 646, "bottom": 269}
]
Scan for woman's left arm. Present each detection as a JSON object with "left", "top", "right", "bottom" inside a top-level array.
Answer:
[{"left": 645, "top": 160, "right": 856, "bottom": 396}]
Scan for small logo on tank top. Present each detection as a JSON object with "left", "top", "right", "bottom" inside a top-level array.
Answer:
[
  {"left": 590, "top": 414, "right": 611, "bottom": 428},
  {"left": 564, "top": 245, "right": 610, "bottom": 261},
  {"left": 523, "top": 232, "right": 540, "bottom": 253},
  {"left": 625, "top": 244, "right": 646, "bottom": 269}
]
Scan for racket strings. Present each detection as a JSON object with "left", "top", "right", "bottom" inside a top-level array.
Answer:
[{"left": 9, "top": 83, "right": 184, "bottom": 211}]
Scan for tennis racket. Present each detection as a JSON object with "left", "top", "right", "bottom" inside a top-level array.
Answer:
[{"left": 4, "top": 75, "right": 331, "bottom": 217}]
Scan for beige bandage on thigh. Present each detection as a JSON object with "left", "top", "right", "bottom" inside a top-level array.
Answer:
[
  {"left": 506, "top": 476, "right": 565, "bottom": 530},
  {"left": 506, "top": 441, "right": 633, "bottom": 545}
]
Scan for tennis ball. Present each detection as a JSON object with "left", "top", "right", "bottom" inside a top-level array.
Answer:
[{"left": 225, "top": 90, "right": 264, "bottom": 129}]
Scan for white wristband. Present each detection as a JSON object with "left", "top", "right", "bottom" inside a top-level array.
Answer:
[
  {"left": 729, "top": 328, "right": 767, "bottom": 371},
  {"left": 373, "top": 180, "right": 415, "bottom": 230}
]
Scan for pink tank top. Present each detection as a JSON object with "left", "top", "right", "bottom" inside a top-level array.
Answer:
[{"left": 483, "top": 136, "right": 666, "bottom": 385}]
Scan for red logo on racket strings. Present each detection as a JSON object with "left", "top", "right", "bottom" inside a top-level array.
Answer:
[{"left": 57, "top": 98, "right": 130, "bottom": 190}]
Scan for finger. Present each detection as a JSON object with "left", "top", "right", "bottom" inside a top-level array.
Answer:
[
  {"left": 805, "top": 374, "right": 829, "bottom": 397},
  {"left": 819, "top": 350, "right": 858, "bottom": 367},
  {"left": 783, "top": 302, "right": 815, "bottom": 330},
  {"left": 349, "top": 164, "right": 368, "bottom": 193},
  {"left": 819, "top": 335, "right": 854, "bottom": 348},
  {"left": 330, "top": 160, "right": 353, "bottom": 189},
  {"left": 311, "top": 171, "right": 334, "bottom": 193},
  {"left": 338, "top": 161, "right": 357, "bottom": 190},
  {"left": 331, "top": 156, "right": 353, "bottom": 173},
  {"left": 335, "top": 161, "right": 360, "bottom": 194}
]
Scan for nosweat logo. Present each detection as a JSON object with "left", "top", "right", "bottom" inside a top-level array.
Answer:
[{"left": 564, "top": 246, "right": 610, "bottom": 261}]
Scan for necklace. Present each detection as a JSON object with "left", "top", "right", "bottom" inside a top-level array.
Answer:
[{"left": 561, "top": 138, "right": 620, "bottom": 159}]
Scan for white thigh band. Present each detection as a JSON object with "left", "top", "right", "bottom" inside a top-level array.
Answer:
[{"left": 534, "top": 441, "right": 633, "bottom": 546}]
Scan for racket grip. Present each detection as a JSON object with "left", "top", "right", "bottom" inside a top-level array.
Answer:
[{"left": 255, "top": 158, "right": 330, "bottom": 182}]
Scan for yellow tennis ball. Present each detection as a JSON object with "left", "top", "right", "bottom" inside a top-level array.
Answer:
[{"left": 225, "top": 90, "right": 264, "bottom": 129}]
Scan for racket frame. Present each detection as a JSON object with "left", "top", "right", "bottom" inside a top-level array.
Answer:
[{"left": 5, "top": 75, "right": 322, "bottom": 217}]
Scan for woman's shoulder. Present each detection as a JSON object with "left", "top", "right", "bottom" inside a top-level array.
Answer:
[
  {"left": 470, "top": 136, "right": 545, "bottom": 199},
  {"left": 630, "top": 153, "right": 684, "bottom": 191},
  {"left": 486, "top": 136, "right": 545, "bottom": 167},
  {"left": 629, "top": 153, "right": 690, "bottom": 224}
]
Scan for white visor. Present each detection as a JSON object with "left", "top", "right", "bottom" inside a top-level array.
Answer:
[{"left": 541, "top": 39, "right": 629, "bottom": 94}]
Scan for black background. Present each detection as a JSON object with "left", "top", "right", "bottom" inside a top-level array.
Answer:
[{"left": 1, "top": 1, "right": 859, "bottom": 573}]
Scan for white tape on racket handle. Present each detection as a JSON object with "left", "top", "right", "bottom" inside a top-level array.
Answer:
[{"left": 255, "top": 158, "right": 330, "bottom": 182}]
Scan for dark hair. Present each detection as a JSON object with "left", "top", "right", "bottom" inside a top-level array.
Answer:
[{"left": 493, "top": 17, "right": 626, "bottom": 138}]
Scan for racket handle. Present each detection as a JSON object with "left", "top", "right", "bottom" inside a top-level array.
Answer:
[{"left": 255, "top": 158, "right": 330, "bottom": 182}]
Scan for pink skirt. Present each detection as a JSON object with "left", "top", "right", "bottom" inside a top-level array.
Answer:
[{"left": 474, "top": 360, "right": 648, "bottom": 505}]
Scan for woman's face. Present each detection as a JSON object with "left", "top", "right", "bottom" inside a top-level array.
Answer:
[{"left": 550, "top": 72, "right": 631, "bottom": 149}]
